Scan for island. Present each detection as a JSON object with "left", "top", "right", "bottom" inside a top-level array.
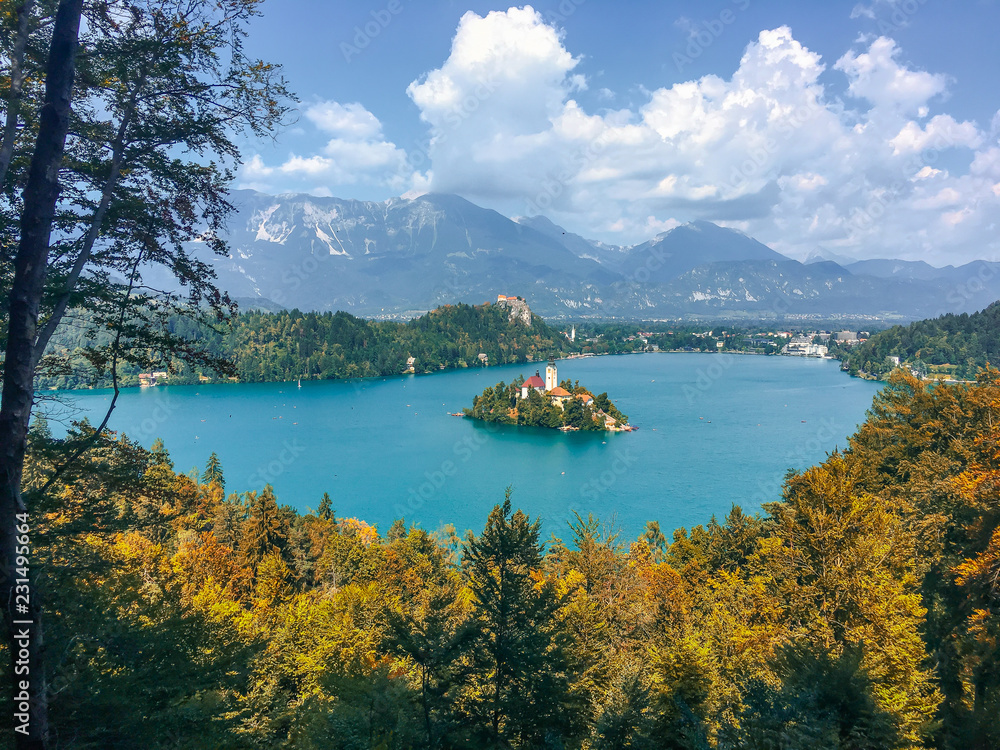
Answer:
[{"left": 463, "top": 359, "right": 632, "bottom": 432}]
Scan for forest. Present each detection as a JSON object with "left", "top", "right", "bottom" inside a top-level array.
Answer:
[
  {"left": 465, "top": 377, "right": 629, "bottom": 431},
  {"left": 2, "top": 369, "right": 998, "bottom": 748},
  {"left": 40, "top": 310, "right": 806, "bottom": 393},
  {"left": 39, "top": 303, "right": 577, "bottom": 389},
  {"left": 842, "top": 301, "right": 1000, "bottom": 380}
]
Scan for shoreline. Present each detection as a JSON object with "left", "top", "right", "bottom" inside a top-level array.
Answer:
[{"left": 46, "top": 348, "right": 852, "bottom": 395}]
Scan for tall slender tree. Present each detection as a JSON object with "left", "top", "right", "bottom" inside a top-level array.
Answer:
[
  {"left": 464, "top": 490, "right": 574, "bottom": 747},
  {"left": 239, "top": 484, "right": 290, "bottom": 573},
  {"left": 0, "top": 3, "right": 291, "bottom": 745},
  {"left": 202, "top": 451, "right": 224, "bottom": 492},
  {"left": 1, "top": 3, "right": 83, "bottom": 744}
]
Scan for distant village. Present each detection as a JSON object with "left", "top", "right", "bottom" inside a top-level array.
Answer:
[{"left": 559, "top": 325, "right": 873, "bottom": 359}]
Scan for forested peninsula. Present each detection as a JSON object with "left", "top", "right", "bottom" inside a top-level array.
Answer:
[
  {"left": 842, "top": 301, "right": 1000, "bottom": 380},
  {"left": 10, "top": 369, "right": 1000, "bottom": 747},
  {"left": 41, "top": 301, "right": 576, "bottom": 389}
]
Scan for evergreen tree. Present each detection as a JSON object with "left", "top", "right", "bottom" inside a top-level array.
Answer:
[
  {"left": 239, "top": 484, "right": 290, "bottom": 573},
  {"left": 150, "top": 437, "right": 172, "bottom": 467},
  {"left": 464, "top": 490, "right": 575, "bottom": 747},
  {"left": 385, "top": 579, "right": 476, "bottom": 747},
  {"left": 317, "top": 491, "right": 334, "bottom": 521},
  {"left": 722, "top": 644, "right": 901, "bottom": 750},
  {"left": 201, "top": 451, "right": 224, "bottom": 491},
  {"left": 641, "top": 520, "right": 668, "bottom": 564},
  {"left": 387, "top": 518, "right": 406, "bottom": 542}
]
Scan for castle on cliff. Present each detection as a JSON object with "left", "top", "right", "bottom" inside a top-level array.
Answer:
[{"left": 495, "top": 294, "right": 532, "bottom": 326}]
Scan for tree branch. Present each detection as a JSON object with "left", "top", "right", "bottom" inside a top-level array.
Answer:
[
  {"left": 35, "top": 245, "right": 144, "bottom": 498},
  {"left": 0, "top": 0, "right": 36, "bottom": 188},
  {"left": 32, "top": 67, "right": 150, "bottom": 365}
]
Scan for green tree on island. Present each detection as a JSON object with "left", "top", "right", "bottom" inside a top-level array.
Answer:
[{"left": 466, "top": 377, "right": 629, "bottom": 431}]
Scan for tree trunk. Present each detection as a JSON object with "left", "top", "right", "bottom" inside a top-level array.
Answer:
[{"left": 0, "top": 1, "right": 82, "bottom": 747}]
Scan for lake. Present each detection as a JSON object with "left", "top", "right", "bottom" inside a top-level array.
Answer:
[{"left": 49, "top": 353, "right": 883, "bottom": 540}]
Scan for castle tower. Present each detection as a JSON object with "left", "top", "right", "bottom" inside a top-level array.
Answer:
[{"left": 545, "top": 358, "right": 557, "bottom": 391}]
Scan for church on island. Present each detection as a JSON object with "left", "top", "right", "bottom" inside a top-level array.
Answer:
[
  {"left": 461, "top": 295, "right": 630, "bottom": 432},
  {"left": 519, "top": 359, "right": 572, "bottom": 406},
  {"left": 496, "top": 359, "right": 635, "bottom": 432}
]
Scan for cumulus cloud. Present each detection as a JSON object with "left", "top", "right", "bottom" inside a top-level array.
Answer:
[
  {"left": 835, "top": 37, "right": 947, "bottom": 114},
  {"left": 401, "top": 10, "right": 998, "bottom": 263},
  {"left": 240, "top": 6, "right": 1000, "bottom": 264},
  {"left": 305, "top": 101, "right": 384, "bottom": 139},
  {"left": 405, "top": 6, "right": 582, "bottom": 198},
  {"left": 238, "top": 101, "right": 419, "bottom": 194}
]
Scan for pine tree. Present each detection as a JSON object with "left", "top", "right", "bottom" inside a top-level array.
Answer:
[
  {"left": 385, "top": 579, "right": 476, "bottom": 747},
  {"left": 387, "top": 518, "right": 406, "bottom": 542},
  {"left": 723, "top": 644, "right": 901, "bottom": 750},
  {"left": 317, "top": 491, "right": 334, "bottom": 521},
  {"left": 465, "top": 489, "right": 575, "bottom": 747},
  {"left": 150, "top": 437, "right": 172, "bottom": 467},
  {"left": 202, "top": 451, "right": 224, "bottom": 492},
  {"left": 641, "top": 520, "right": 668, "bottom": 564},
  {"left": 239, "top": 485, "right": 290, "bottom": 573}
]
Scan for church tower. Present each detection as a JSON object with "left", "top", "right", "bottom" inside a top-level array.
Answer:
[{"left": 545, "top": 358, "right": 557, "bottom": 391}]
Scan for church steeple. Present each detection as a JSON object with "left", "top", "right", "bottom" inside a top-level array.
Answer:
[{"left": 545, "top": 358, "right": 557, "bottom": 391}]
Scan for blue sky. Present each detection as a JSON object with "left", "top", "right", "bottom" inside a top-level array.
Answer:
[{"left": 236, "top": 0, "right": 1000, "bottom": 264}]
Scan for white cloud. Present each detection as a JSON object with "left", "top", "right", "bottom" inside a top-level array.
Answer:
[
  {"left": 850, "top": 4, "right": 877, "bottom": 20},
  {"left": 889, "top": 115, "right": 981, "bottom": 155},
  {"left": 835, "top": 37, "right": 947, "bottom": 114},
  {"left": 240, "top": 9, "right": 1000, "bottom": 265},
  {"left": 239, "top": 101, "right": 420, "bottom": 194},
  {"left": 912, "top": 165, "right": 943, "bottom": 180},
  {"left": 912, "top": 187, "right": 962, "bottom": 210},
  {"left": 404, "top": 6, "right": 582, "bottom": 198},
  {"left": 401, "top": 14, "right": 998, "bottom": 263},
  {"left": 782, "top": 173, "right": 828, "bottom": 191},
  {"left": 643, "top": 216, "right": 681, "bottom": 235},
  {"left": 971, "top": 147, "right": 1000, "bottom": 178},
  {"left": 242, "top": 154, "right": 274, "bottom": 179},
  {"left": 305, "top": 101, "right": 383, "bottom": 139},
  {"left": 942, "top": 207, "right": 972, "bottom": 226}
]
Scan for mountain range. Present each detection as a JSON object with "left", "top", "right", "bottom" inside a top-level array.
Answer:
[{"left": 181, "top": 189, "right": 1000, "bottom": 320}]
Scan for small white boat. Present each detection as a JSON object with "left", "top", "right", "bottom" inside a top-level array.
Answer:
[{"left": 298, "top": 379, "right": 302, "bottom": 389}]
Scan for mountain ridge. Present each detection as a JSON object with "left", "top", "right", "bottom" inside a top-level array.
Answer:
[{"left": 178, "top": 189, "right": 1000, "bottom": 320}]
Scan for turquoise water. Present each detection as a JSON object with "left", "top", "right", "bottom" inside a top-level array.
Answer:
[{"left": 49, "top": 354, "right": 882, "bottom": 539}]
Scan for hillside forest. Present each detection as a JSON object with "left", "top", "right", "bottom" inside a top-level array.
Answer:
[
  {"left": 39, "top": 302, "right": 576, "bottom": 389},
  {"left": 843, "top": 301, "right": 1000, "bottom": 380}
]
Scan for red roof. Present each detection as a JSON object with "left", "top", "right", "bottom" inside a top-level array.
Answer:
[
  {"left": 523, "top": 375, "right": 545, "bottom": 388},
  {"left": 549, "top": 386, "right": 572, "bottom": 397}
]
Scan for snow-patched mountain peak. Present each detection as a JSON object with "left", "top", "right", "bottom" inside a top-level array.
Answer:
[{"left": 172, "top": 189, "right": 1000, "bottom": 319}]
